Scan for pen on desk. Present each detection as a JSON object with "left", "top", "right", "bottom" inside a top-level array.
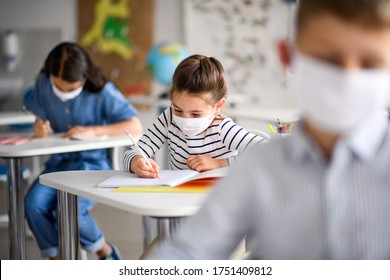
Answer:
[{"left": 124, "top": 129, "right": 159, "bottom": 178}]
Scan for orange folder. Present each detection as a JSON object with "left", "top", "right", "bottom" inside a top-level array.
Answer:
[{"left": 113, "top": 178, "right": 220, "bottom": 193}]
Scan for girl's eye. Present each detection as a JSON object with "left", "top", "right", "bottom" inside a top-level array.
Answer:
[{"left": 192, "top": 113, "right": 201, "bottom": 117}]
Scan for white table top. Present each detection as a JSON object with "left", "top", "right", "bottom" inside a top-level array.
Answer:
[
  {"left": 225, "top": 106, "right": 301, "bottom": 123},
  {"left": 40, "top": 170, "right": 208, "bottom": 217},
  {"left": 0, "top": 133, "right": 131, "bottom": 158},
  {"left": 0, "top": 112, "right": 35, "bottom": 126}
]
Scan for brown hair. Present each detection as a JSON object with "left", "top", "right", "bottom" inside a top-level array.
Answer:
[
  {"left": 170, "top": 54, "right": 227, "bottom": 104},
  {"left": 41, "top": 42, "right": 108, "bottom": 93},
  {"left": 297, "top": 0, "right": 390, "bottom": 31}
]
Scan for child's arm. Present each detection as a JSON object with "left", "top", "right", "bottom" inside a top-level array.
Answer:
[
  {"left": 64, "top": 83, "right": 143, "bottom": 138},
  {"left": 219, "top": 118, "right": 267, "bottom": 165},
  {"left": 123, "top": 108, "right": 170, "bottom": 175},
  {"left": 62, "top": 118, "right": 142, "bottom": 138},
  {"left": 187, "top": 155, "right": 228, "bottom": 172}
]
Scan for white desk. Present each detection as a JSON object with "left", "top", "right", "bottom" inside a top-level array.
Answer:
[
  {"left": 0, "top": 134, "right": 131, "bottom": 259},
  {"left": 225, "top": 105, "right": 301, "bottom": 123},
  {"left": 40, "top": 170, "right": 209, "bottom": 260},
  {"left": 0, "top": 112, "right": 35, "bottom": 126}
]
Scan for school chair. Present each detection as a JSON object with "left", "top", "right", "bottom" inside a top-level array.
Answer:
[{"left": 248, "top": 128, "right": 271, "bottom": 141}]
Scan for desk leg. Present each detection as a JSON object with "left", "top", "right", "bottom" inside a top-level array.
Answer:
[
  {"left": 6, "top": 158, "right": 26, "bottom": 260},
  {"left": 156, "top": 217, "right": 183, "bottom": 241},
  {"left": 57, "top": 191, "right": 79, "bottom": 260},
  {"left": 142, "top": 216, "right": 157, "bottom": 249}
]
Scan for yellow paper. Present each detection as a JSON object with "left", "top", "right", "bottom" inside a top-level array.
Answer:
[{"left": 113, "top": 186, "right": 210, "bottom": 193}]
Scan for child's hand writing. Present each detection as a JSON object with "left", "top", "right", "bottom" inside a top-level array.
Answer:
[
  {"left": 63, "top": 126, "right": 96, "bottom": 138},
  {"left": 33, "top": 119, "right": 53, "bottom": 138},
  {"left": 187, "top": 155, "right": 228, "bottom": 172},
  {"left": 131, "top": 156, "right": 160, "bottom": 178}
]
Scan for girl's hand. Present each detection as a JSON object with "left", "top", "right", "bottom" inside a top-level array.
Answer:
[
  {"left": 131, "top": 156, "right": 160, "bottom": 178},
  {"left": 187, "top": 155, "right": 228, "bottom": 172},
  {"left": 63, "top": 126, "right": 97, "bottom": 138},
  {"left": 33, "top": 119, "right": 52, "bottom": 138}
]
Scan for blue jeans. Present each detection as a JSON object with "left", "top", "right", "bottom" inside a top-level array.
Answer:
[{"left": 25, "top": 179, "right": 105, "bottom": 258}]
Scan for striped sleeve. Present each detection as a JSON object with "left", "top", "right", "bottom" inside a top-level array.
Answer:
[
  {"left": 218, "top": 118, "right": 267, "bottom": 165},
  {"left": 123, "top": 108, "right": 170, "bottom": 172}
]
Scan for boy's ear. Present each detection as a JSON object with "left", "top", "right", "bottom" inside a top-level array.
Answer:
[{"left": 277, "top": 39, "right": 293, "bottom": 69}]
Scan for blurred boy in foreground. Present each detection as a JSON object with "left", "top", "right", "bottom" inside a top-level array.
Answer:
[{"left": 148, "top": 0, "right": 390, "bottom": 259}]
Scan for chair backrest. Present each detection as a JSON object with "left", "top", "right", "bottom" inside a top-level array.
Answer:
[{"left": 110, "top": 146, "right": 129, "bottom": 171}]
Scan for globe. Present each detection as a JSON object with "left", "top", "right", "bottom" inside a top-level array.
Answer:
[{"left": 146, "top": 43, "right": 190, "bottom": 86}]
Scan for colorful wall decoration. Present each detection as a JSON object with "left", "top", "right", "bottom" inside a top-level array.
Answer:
[{"left": 78, "top": 0, "right": 154, "bottom": 96}]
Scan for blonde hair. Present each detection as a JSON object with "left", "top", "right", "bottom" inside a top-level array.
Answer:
[
  {"left": 297, "top": 0, "right": 390, "bottom": 30},
  {"left": 170, "top": 54, "right": 227, "bottom": 105}
]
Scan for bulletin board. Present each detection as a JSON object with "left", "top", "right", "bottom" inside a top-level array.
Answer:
[
  {"left": 184, "top": 0, "right": 295, "bottom": 106},
  {"left": 77, "top": 0, "right": 153, "bottom": 97}
]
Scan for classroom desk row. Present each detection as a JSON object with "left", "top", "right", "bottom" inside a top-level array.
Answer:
[
  {"left": 1, "top": 106, "right": 300, "bottom": 260},
  {"left": 0, "top": 112, "right": 133, "bottom": 259}
]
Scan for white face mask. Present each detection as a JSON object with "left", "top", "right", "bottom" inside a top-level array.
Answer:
[
  {"left": 172, "top": 112, "right": 215, "bottom": 137},
  {"left": 51, "top": 76, "right": 84, "bottom": 102},
  {"left": 292, "top": 52, "right": 390, "bottom": 133}
]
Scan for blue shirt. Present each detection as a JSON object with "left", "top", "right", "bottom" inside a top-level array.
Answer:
[
  {"left": 149, "top": 112, "right": 390, "bottom": 259},
  {"left": 24, "top": 73, "right": 138, "bottom": 172}
]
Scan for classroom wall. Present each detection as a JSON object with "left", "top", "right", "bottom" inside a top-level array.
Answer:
[
  {"left": 0, "top": 0, "right": 76, "bottom": 110},
  {"left": 0, "top": 0, "right": 183, "bottom": 110},
  {"left": 0, "top": 0, "right": 76, "bottom": 41},
  {"left": 0, "top": 0, "right": 183, "bottom": 168}
]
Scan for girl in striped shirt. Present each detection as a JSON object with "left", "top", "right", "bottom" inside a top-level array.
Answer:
[{"left": 124, "top": 54, "right": 266, "bottom": 178}]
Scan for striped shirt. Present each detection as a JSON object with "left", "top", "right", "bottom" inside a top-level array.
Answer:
[
  {"left": 149, "top": 112, "right": 390, "bottom": 259},
  {"left": 123, "top": 106, "right": 266, "bottom": 171}
]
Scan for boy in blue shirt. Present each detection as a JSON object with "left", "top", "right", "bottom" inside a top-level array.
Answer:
[{"left": 148, "top": 0, "right": 390, "bottom": 259}]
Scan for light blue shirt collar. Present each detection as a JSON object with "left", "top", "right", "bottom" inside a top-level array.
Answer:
[
  {"left": 344, "top": 111, "right": 389, "bottom": 161},
  {"left": 288, "top": 111, "right": 389, "bottom": 163}
]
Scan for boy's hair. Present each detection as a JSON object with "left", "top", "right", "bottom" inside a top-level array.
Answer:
[
  {"left": 297, "top": 0, "right": 390, "bottom": 30},
  {"left": 170, "top": 54, "right": 227, "bottom": 104},
  {"left": 41, "top": 42, "right": 108, "bottom": 93}
]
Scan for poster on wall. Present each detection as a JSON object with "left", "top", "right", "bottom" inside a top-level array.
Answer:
[
  {"left": 184, "top": 0, "right": 295, "bottom": 106},
  {"left": 78, "top": 0, "right": 153, "bottom": 97}
]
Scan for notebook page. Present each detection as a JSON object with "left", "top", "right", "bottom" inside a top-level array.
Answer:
[
  {"left": 97, "top": 169, "right": 199, "bottom": 188},
  {"left": 190, "top": 167, "right": 230, "bottom": 180}
]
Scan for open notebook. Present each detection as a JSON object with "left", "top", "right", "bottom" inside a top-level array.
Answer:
[{"left": 97, "top": 167, "right": 229, "bottom": 188}]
